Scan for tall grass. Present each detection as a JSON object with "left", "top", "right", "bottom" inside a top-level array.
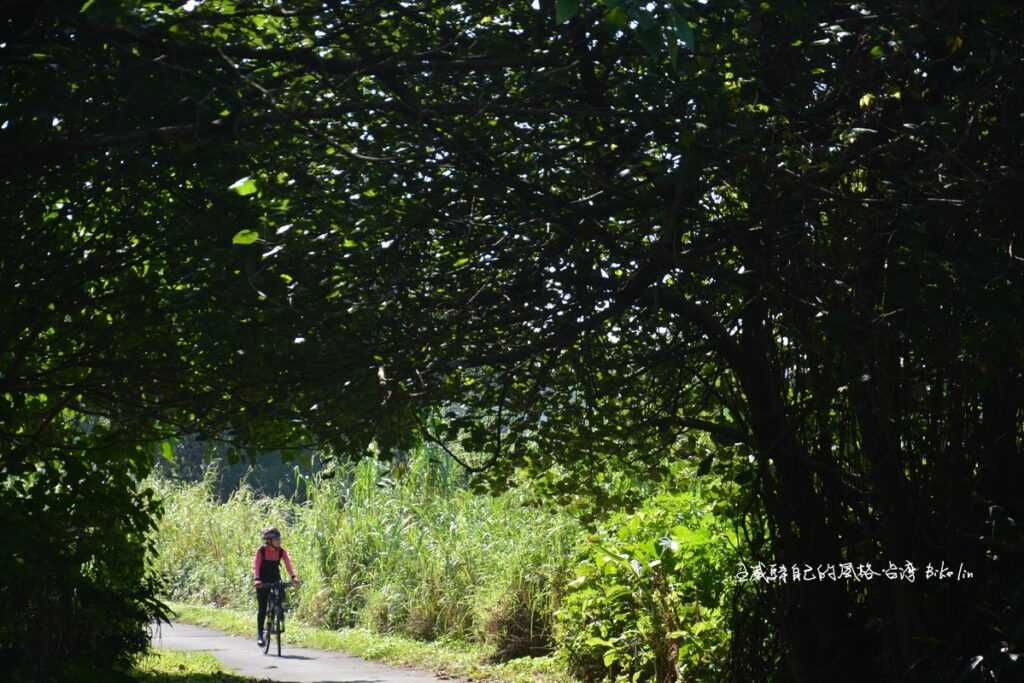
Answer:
[{"left": 151, "top": 448, "right": 579, "bottom": 656}]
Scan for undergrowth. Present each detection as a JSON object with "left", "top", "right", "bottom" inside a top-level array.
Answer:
[{"left": 152, "top": 449, "right": 577, "bottom": 658}]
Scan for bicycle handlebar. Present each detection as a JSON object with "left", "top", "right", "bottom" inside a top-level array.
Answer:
[{"left": 254, "top": 580, "right": 298, "bottom": 587}]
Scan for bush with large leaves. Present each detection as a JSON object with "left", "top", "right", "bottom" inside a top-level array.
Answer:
[
  {"left": 2, "top": 447, "right": 168, "bottom": 682},
  {"left": 556, "top": 488, "right": 738, "bottom": 683}
]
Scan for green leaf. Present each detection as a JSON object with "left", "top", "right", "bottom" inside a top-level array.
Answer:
[
  {"left": 603, "top": 649, "right": 619, "bottom": 667},
  {"left": 604, "top": 7, "right": 628, "bottom": 28},
  {"left": 80, "top": 0, "right": 96, "bottom": 12},
  {"left": 228, "top": 176, "right": 258, "bottom": 196},
  {"left": 232, "top": 230, "right": 260, "bottom": 245},
  {"left": 672, "top": 524, "right": 711, "bottom": 546},
  {"left": 160, "top": 441, "right": 174, "bottom": 463},
  {"left": 603, "top": 584, "right": 631, "bottom": 601},
  {"left": 555, "top": 0, "right": 578, "bottom": 24}
]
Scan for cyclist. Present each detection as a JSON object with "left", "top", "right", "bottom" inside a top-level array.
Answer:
[{"left": 254, "top": 527, "right": 299, "bottom": 646}]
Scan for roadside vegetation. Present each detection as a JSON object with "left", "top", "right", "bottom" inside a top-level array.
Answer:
[
  {"left": 152, "top": 447, "right": 741, "bottom": 682},
  {"left": 131, "top": 650, "right": 254, "bottom": 682},
  {"left": 153, "top": 449, "right": 577, "bottom": 653}
]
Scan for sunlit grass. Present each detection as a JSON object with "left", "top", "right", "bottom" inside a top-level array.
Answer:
[{"left": 131, "top": 649, "right": 254, "bottom": 681}]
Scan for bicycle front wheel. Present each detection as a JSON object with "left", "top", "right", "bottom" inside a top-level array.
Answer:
[
  {"left": 262, "top": 611, "right": 272, "bottom": 655},
  {"left": 275, "top": 606, "right": 283, "bottom": 656}
]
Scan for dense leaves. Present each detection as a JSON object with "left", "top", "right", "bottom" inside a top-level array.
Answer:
[
  {"left": 557, "top": 486, "right": 738, "bottom": 682},
  {"left": 3, "top": 0, "right": 1024, "bottom": 680},
  {"left": 1, "top": 452, "right": 169, "bottom": 682}
]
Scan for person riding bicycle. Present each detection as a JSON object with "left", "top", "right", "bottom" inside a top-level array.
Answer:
[{"left": 254, "top": 527, "right": 299, "bottom": 646}]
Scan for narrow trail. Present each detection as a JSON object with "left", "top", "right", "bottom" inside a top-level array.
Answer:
[{"left": 154, "top": 622, "right": 452, "bottom": 683}]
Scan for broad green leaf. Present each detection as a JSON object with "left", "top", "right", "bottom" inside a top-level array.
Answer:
[
  {"left": 604, "top": 7, "right": 628, "bottom": 27},
  {"left": 232, "top": 229, "right": 260, "bottom": 245},
  {"left": 691, "top": 620, "right": 715, "bottom": 634},
  {"left": 672, "top": 524, "right": 711, "bottom": 546},
  {"left": 556, "top": 0, "right": 578, "bottom": 24},
  {"left": 160, "top": 441, "right": 174, "bottom": 463},
  {"left": 80, "top": 0, "right": 96, "bottom": 12},
  {"left": 604, "top": 584, "right": 631, "bottom": 601},
  {"left": 228, "top": 176, "right": 258, "bottom": 196}
]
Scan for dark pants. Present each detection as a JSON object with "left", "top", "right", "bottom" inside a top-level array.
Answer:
[{"left": 256, "top": 585, "right": 270, "bottom": 634}]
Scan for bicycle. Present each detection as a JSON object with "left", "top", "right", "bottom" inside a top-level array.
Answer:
[{"left": 260, "top": 581, "right": 291, "bottom": 656}]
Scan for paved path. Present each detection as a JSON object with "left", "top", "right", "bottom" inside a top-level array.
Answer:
[{"left": 153, "top": 621, "right": 452, "bottom": 683}]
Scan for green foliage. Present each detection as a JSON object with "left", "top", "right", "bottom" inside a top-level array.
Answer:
[
  {"left": 231, "top": 229, "right": 260, "bottom": 245},
  {"left": 555, "top": 488, "right": 737, "bottom": 683},
  {"left": 5, "top": 0, "right": 1024, "bottom": 679},
  {"left": 151, "top": 447, "right": 578, "bottom": 656},
  {"left": 1, "top": 451, "right": 170, "bottom": 682},
  {"left": 555, "top": 0, "right": 579, "bottom": 24},
  {"left": 228, "top": 177, "right": 258, "bottom": 197},
  {"left": 131, "top": 649, "right": 256, "bottom": 682}
]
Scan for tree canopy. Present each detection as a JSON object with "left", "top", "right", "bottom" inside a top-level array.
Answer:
[{"left": 3, "top": 0, "right": 1023, "bottom": 680}]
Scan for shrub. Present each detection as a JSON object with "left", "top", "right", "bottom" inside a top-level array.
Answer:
[
  {"left": 555, "top": 490, "right": 737, "bottom": 683},
  {"left": 2, "top": 451, "right": 170, "bottom": 682}
]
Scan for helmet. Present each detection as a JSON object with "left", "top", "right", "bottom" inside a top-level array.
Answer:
[{"left": 262, "top": 527, "right": 281, "bottom": 541}]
